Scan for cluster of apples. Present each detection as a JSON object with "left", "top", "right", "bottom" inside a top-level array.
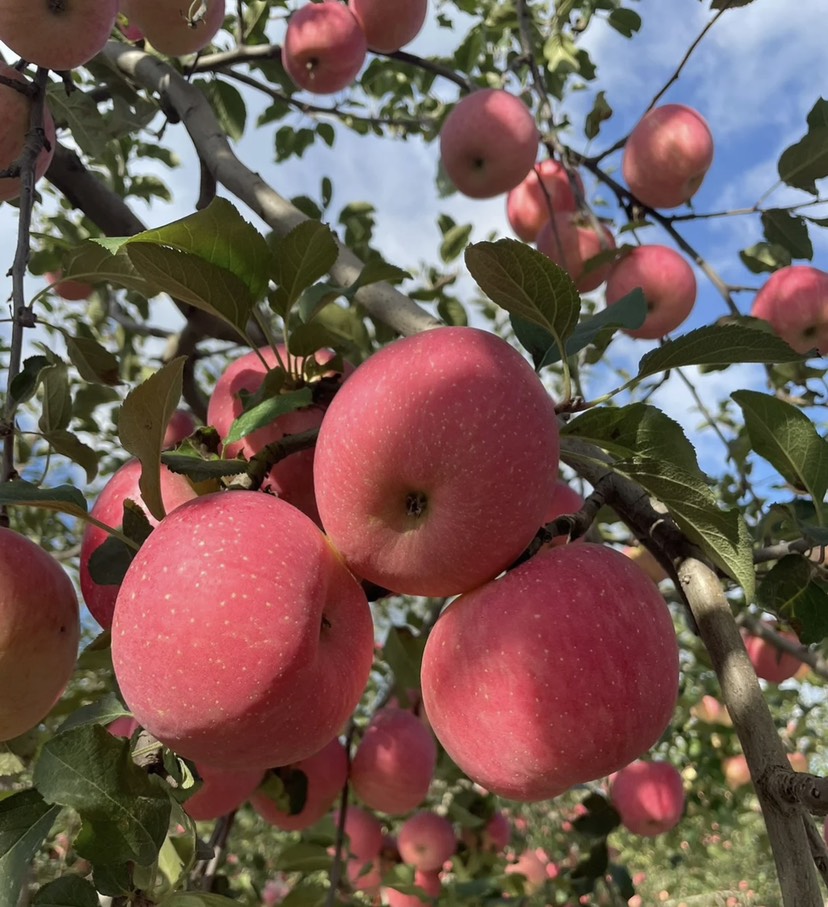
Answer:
[{"left": 281, "top": 0, "right": 428, "bottom": 95}]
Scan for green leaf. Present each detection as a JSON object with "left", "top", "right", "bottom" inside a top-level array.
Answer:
[
  {"left": 62, "top": 242, "right": 160, "bottom": 298},
  {"left": 732, "top": 390, "right": 828, "bottom": 512},
  {"left": 349, "top": 259, "right": 411, "bottom": 292},
  {"left": 276, "top": 841, "right": 333, "bottom": 873},
  {"left": 0, "top": 790, "right": 61, "bottom": 907},
  {"left": 225, "top": 388, "right": 313, "bottom": 445},
  {"left": 295, "top": 282, "right": 345, "bottom": 324},
  {"left": 0, "top": 480, "right": 88, "bottom": 518},
  {"left": 61, "top": 333, "right": 122, "bottom": 387},
  {"left": 118, "top": 358, "right": 186, "bottom": 521},
  {"left": 465, "top": 239, "right": 581, "bottom": 356},
  {"left": 437, "top": 297, "right": 468, "bottom": 327},
  {"left": 761, "top": 209, "right": 813, "bottom": 260},
  {"left": 440, "top": 224, "right": 473, "bottom": 263},
  {"left": 739, "top": 242, "right": 792, "bottom": 274},
  {"left": 635, "top": 323, "right": 804, "bottom": 380},
  {"left": 38, "top": 362, "right": 72, "bottom": 433},
  {"left": 271, "top": 221, "right": 339, "bottom": 317},
  {"left": 41, "top": 430, "right": 99, "bottom": 483},
  {"left": 55, "top": 693, "right": 129, "bottom": 736},
  {"left": 778, "top": 126, "right": 828, "bottom": 195},
  {"left": 88, "top": 498, "right": 151, "bottom": 586},
  {"left": 759, "top": 555, "right": 828, "bottom": 644},
  {"left": 585, "top": 89, "right": 613, "bottom": 140},
  {"left": 196, "top": 78, "right": 247, "bottom": 142},
  {"left": 45, "top": 84, "right": 114, "bottom": 160},
  {"left": 33, "top": 725, "right": 170, "bottom": 867},
  {"left": 160, "top": 452, "right": 249, "bottom": 483},
  {"left": 607, "top": 8, "right": 642, "bottom": 37},
  {"left": 32, "top": 875, "right": 99, "bottom": 906},
  {"left": 9, "top": 355, "right": 49, "bottom": 406},
  {"left": 160, "top": 894, "right": 244, "bottom": 907}
]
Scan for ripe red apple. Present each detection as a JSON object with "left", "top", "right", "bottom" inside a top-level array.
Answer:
[
  {"left": 691, "top": 694, "right": 731, "bottom": 727},
  {"left": 282, "top": 1, "right": 366, "bottom": 94},
  {"left": 163, "top": 409, "right": 197, "bottom": 449},
  {"left": 0, "top": 0, "right": 119, "bottom": 71},
  {"left": 536, "top": 213, "right": 616, "bottom": 293},
  {"left": 420, "top": 544, "right": 679, "bottom": 801},
  {"left": 340, "top": 804, "right": 384, "bottom": 862},
  {"left": 622, "top": 103, "right": 714, "bottom": 209},
  {"left": 0, "top": 529, "right": 80, "bottom": 741},
  {"left": 505, "top": 849, "right": 548, "bottom": 894},
  {"left": 314, "top": 327, "right": 559, "bottom": 597},
  {"left": 350, "top": 0, "right": 427, "bottom": 53},
  {"left": 79, "top": 459, "right": 199, "bottom": 630},
  {"left": 121, "top": 0, "right": 225, "bottom": 56},
  {"left": 723, "top": 754, "right": 750, "bottom": 790},
  {"left": 184, "top": 763, "right": 265, "bottom": 821},
  {"left": 750, "top": 265, "right": 828, "bottom": 355},
  {"left": 107, "top": 716, "right": 140, "bottom": 739},
  {"left": 506, "top": 160, "right": 584, "bottom": 243},
  {"left": 484, "top": 811, "right": 511, "bottom": 852},
  {"left": 383, "top": 870, "right": 442, "bottom": 907},
  {"left": 46, "top": 271, "right": 94, "bottom": 302},
  {"left": 610, "top": 760, "right": 685, "bottom": 837},
  {"left": 207, "top": 344, "right": 348, "bottom": 526},
  {"left": 350, "top": 707, "right": 437, "bottom": 815},
  {"left": 0, "top": 62, "right": 55, "bottom": 203},
  {"left": 605, "top": 245, "right": 697, "bottom": 339},
  {"left": 742, "top": 625, "right": 804, "bottom": 684},
  {"left": 111, "top": 491, "right": 375, "bottom": 770},
  {"left": 543, "top": 479, "right": 585, "bottom": 546},
  {"left": 440, "top": 89, "right": 539, "bottom": 199},
  {"left": 397, "top": 812, "right": 456, "bottom": 872},
  {"left": 251, "top": 736, "right": 348, "bottom": 831}
]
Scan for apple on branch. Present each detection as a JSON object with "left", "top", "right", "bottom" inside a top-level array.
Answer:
[
  {"left": 350, "top": 0, "right": 428, "bottom": 53},
  {"left": 507, "top": 159, "right": 584, "bottom": 243},
  {"left": 750, "top": 265, "right": 828, "bottom": 356},
  {"left": 536, "top": 212, "right": 616, "bottom": 293},
  {"left": 121, "top": 0, "right": 225, "bottom": 57},
  {"left": 609, "top": 760, "right": 685, "bottom": 837}
]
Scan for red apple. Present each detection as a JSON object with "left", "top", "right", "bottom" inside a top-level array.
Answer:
[
  {"left": 46, "top": 271, "right": 94, "bottom": 301},
  {"left": 507, "top": 160, "right": 584, "bottom": 242},
  {"left": 282, "top": 1, "right": 366, "bottom": 94},
  {"left": 107, "top": 716, "right": 140, "bottom": 739},
  {"left": 314, "top": 327, "right": 560, "bottom": 597},
  {"left": 742, "top": 625, "right": 804, "bottom": 684},
  {"left": 397, "top": 812, "right": 456, "bottom": 872},
  {"left": 750, "top": 265, "right": 828, "bottom": 355},
  {"left": 610, "top": 760, "right": 685, "bottom": 837},
  {"left": 0, "top": 62, "right": 55, "bottom": 203},
  {"left": 0, "top": 528, "right": 80, "bottom": 741},
  {"left": 79, "top": 459, "right": 199, "bottom": 630},
  {"left": 111, "top": 491, "right": 375, "bottom": 769},
  {"left": 622, "top": 103, "right": 714, "bottom": 209},
  {"left": 184, "top": 763, "right": 265, "bottom": 822},
  {"left": 440, "top": 89, "right": 539, "bottom": 199},
  {"left": 350, "top": 0, "right": 427, "bottom": 53},
  {"left": 0, "top": 0, "right": 119, "bottom": 71},
  {"left": 340, "top": 804, "right": 384, "bottom": 862},
  {"left": 121, "top": 0, "right": 225, "bottom": 56},
  {"left": 163, "top": 409, "right": 197, "bottom": 449},
  {"left": 251, "top": 737, "right": 348, "bottom": 831},
  {"left": 723, "top": 754, "right": 751, "bottom": 790},
  {"left": 505, "top": 849, "right": 548, "bottom": 894},
  {"left": 691, "top": 695, "right": 731, "bottom": 727},
  {"left": 420, "top": 544, "right": 679, "bottom": 801},
  {"left": 543, "top": 479, "right": 585, "bottom": 546},
  {"left": 536, "top": 213, "right": 616, "bottom": 293},
  {"left": 605, "top": 245, "right": 697, "bottom": 339},
  {"left": 350, "top": 707, "right": 437, "bottom": 815},
  {"left": 484, "top": 811, "right": 511, "bottom": 852}
]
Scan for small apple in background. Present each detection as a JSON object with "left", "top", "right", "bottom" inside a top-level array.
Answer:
[
  {"left": 622, "top": 543, "right": 669, "bottom": 584},
  {"left": 163, "top": 409, "right": 197, "bottom": 449},
  {"left": 350, "top": 707, "right": 437, "bottom": 815},
  {"left": 251, "top": 737, "right": 348, "bottom": 831},
  {"left": 536, "top": 212, "right": 616, "bottom": 293},
  {"left": 0, "top": 0, "right": 119, "bottom": 71},
  {"left": 723, "top": 754, "right": 751, "bottom": 790},
  {"left": 0, "top": 62, "right": 56, "bottom": 204},
  {"left": 691, "top": 695, "right": 732, "bottom": 727},
  {"left": 338, "top": 806, "right": 385, "bottom": 895},
  {"left": 184, "top": 763, "right": 265, "bottom": 822},
  {"left": 787, "top": 752, "right": 809, "bottom": 773},
  {"left": 46, "top": 271, "right": 94, "bottom": 302},
  {"left": 505, "top": 849, "right": 549, "bottom": 894},
  {"left": 397, "top": 812, "right": 456, "bottom": 872},
  {"left": 742, "top": 624, "right": 804, "bottom": 684},
  {"left": 314, "top": 326, "right": 560, "bottom": 597},
  {"left": 420, "top": 544, "right": 679, "bottom": 802},
  {"left": 750, "top": 265, "right": 828, "bottom": 355},
  {"left": 610, "top": 760, "right": 685, "bottom": 837},
  {"left": 0, "top": 529, "right": 80, "bottom": 742},
  {"left": 79, "top": 459, "right": 199, "bottom": 630},
  {"left": 543, "top": 479, "right": 585, "bottom": 546},
  {"left": 439, "top": 89, "right": 539, "bottom": 199},
  {"left": 383, "top": 869, "right": 442, "bottom": 907},
  {"left": 112, "top": 491, "right": 375, "bottom": 770},
  {"left": 484, "top": 811, "right": 511, "bottom": 852},
  {"left": 282, "top": 1, "right": 367, "bottom": 94},
  {"left": 507, "top": 160, "right": 584, "bottom": 242},
  {"left": 350, "top": 0, "right": 427, "bottom": 53},
  {"left": 605, "top": 245, "right": 697, "bottom": 339},
  {"left": 121, "top": 0, "right": 225, "bottom": 57},
  {"left": 622, "top": 103, "right": 714, "bottom": 209}
]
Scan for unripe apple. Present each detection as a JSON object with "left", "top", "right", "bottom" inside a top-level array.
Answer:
[
  {"left": 420, "top": 544, "right": 679, "bottom": 801},
  {"left": 315, "top": 327, "right": 559, "bottom": 596},
  {"left": 610, "top": 760, "right": 685, "bottom": 836},
  {"left": 121, "top": 0, "right": 225, "bottom": 57},
  {"left": 506, "top": 160, "right": 584, "bottom": 242},
  {"left": 79, "top": 459, "right": 199, "bottom": 630},
  {"left": 184, "top": 763, "right": 265, "bottom": 821},
  {"left": 163, "top": 409, "right": 197, "bottom": 449},
  {"left": 251, "top": 736, "right": 348, "bottom": 830},
  {"left": 543, "top": 479, "right": 585, "bottom": 546},
  {"left": 397, "top": 812, "right": 456, "bottom": 871},
  {"left": 0, "top": 0, "right": 119, "bottom": 71},
  {"left": 112, "top": 491, "right": 375, "bottom": 769},
  {"left": 505, "top": 849, "right": 548, "bottom": 894},
  {"left": 605, "top": 245, "right": 697, "bottom": 339},
  {"left": 0, "top": 529, "right": 80, "bottom": 741},
  {"left": 622, "top": 104, "right": 714, "bottom": 209},
  {"left": 46, "top": 271, "right": 94, "bottom": 301},
  {"left": 350, "top": 707, "right": 437, "bottom": 815},
  {"left": 350, "top": 0, "right": 427, "bottom": 53},
  {"left": 440, "top": 89, "right": 539, "bottom": 199},
  {"left": 536, "top": 213, "right": 616, "bottom": 293},
  {"left": 750, "top": 265, "right": 828, "bottom": 355},
  {"left": 282, "top": 1, "right": 367, "bottom": 94},
  {"left": 383, "top": 870, "right": 441, "bottom": 907},
  {"left": 0, "top": 63, "right": 56, "bottom": 204},
  {"left": 742, "top": 625, "right": 804, "bottom": 684}
]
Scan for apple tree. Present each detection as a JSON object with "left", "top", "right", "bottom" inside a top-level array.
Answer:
[{"left": 0, "top": 1, "right": 826, "bottom": 906}]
